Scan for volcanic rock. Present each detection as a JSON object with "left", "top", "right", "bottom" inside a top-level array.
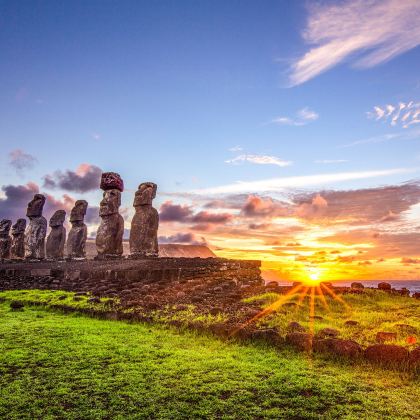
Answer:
[
  {"left": 376, "top": 331, "right": 397, "bottom": 343},
  {"left": 67, "top": 200, "right": 88, "bottom": 258},
  {"left": 316, "top": 328, "right": 340, "bottom": 339},
  {"left": 364, "top": 344, "right": 409, "bottom": 366},
  {"left": 10, "top": 218, "right": 26, "bottom": 259},
  {"left": 314, "top": 338, "right": 362, "bottom": 358},
  {"left": 0, "top": 219, "right": 12, "bottom": 259},
  {"left": 24, "top": 194, "right": 47, "bottom": 260},
  {"left": 129, "top": 182, "right": 159, "bottom": 257},
  {"left": 286, "top": 332, "right": 313, "bottom": 351},
  {"left": 378, "top": 282, "right": 391, "bottom": 291},
  {"left": 46, "top": 210, "right": 66, "bottom": 259},
  {"left": 96, "top": 188, "right": 124, "bottom": 258},
  {"left": 287, "top": 321, "right": 306, "bottom": 333},
  {"left": 100, "top": 172, "right": 124, "bottom": 192}
]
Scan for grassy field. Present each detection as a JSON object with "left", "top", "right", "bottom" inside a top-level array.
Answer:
[
  {"left": 0, "top": 298, "right": 419, "bottom": 419},
  {"left": 243, "top": 288, "right": 420, "bottom": 347}
]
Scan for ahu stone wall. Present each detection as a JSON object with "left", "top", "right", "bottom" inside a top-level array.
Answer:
[{"left": 0, "top": 258, "right": 262, "bottom": 297}]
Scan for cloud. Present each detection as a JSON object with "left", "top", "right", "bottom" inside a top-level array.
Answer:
[
  {"left": 9, "top": 149, "right": 37, "bottom": 175},
  {"left": 296, "top": 193, "right": 328, "bottom": 219},
  {"left": 315, "top": 159, "right": 348, "bottom": 164},
  {"left": 158, "top": 232, "right": 208, "bottom": 245},
  {"left": 159, "top": 201, "right": 232, "bottom": 226},
  {"left": 225, "top": 154, "right": 292, "bottom": 167},
  {"left": 191, "top": 211, "right": 233, "bottom": 224},
  {"left": 159, "top": 201, "right": 193, "bottom": 222},
  {"left": 367, "top": 101, "right": 420, "bottom": 128},
  {"left": 401, "top": 257, "right": 420, "bottom": 264},
  {"left": 0, "top": 182, "right": 74, "bottom": 223},
  {"left": 271, "top": 107, "right": 319, "bottom": 126},
  {"left": 229, "top": 145, "right": 243, "bottom": 152},
  {"left": 43, "top": 163, "right": 102, "bottom": 193},
  {"left": 341, "top": 128, "right": 420, "bottom": 147},
  {"left": 290, "top": 0, "right": 420, "bottom": 86},
  {"left": 294, "top": 182, "right": 420, "bottom": 224},
  {"left": 241, "top": 195, "right": 290, "bottom": 218},
  {"left": 193, "top": 168, "right": 416, "bottom": 195}
]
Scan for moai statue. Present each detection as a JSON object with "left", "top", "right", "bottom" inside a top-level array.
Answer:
[
  {"left": 10, "top": 218, "right": 26, "bottom": 259},
  {"left": 95, "top": 172, "right": 124, "bottom": 259},
  {"left": 129, "top": 182, "right": 159, "bottom": 257},
  {"left": 0, "top": 219, "right": 12, "bottom": 260},
  {"left": 24, "top": 194, "right": 47, "bottom": 259},
  {"left": 46, "top": 210, "right": 66, "bottom": 259},
  {"left": 67, "top": 200, "right": 88, "bottom": 259}
]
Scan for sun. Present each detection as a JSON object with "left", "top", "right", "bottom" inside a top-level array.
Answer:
[
  {"left": 309, "top": 272, "right": 320, "bottom": 281},
  {"left": 304, "top": 267, "right": 323, "bottom": 284}
]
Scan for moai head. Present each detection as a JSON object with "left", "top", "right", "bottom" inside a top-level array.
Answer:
[
  {"left": 99, "top": 189, "right": 121, "bottom": 216},
  {"left": 100, "top": 172, "right": 124, "bottom": 192},
  {"left": 11, "top": 219, "right": 26, "bottom": 236},
  {"left": 70, "top": 200, "right": 88, "bottom": 223},
  {"left": 26, "top": 194, "right": 46, "bottom": 218},
  {"left": 133, "top": 182, "right": 157, "bottom": 207},
  {"left": 49, "top": 210, "right": 66, "bottom": 227},
  {"left": 0, "top": 219, "right": 12, "bottom": 236}
]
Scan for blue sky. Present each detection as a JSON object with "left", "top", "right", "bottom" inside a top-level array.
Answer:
[{"left": 1, "top": 0, "right": 420, "bottom": 279}]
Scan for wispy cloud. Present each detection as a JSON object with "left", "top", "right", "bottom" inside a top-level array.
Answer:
[
  {"left": 271, "top": 107, "right": 319, "bottom": 126},
  {"left": 228, "top": 145, "right": 243, "bottom": 152},
  {"left": 290, "top": 0, "right": 420, "bottom": 86},
  {"left": 225, "top": 154, "right": 292, "bottom": 167},
  {"left": 315, "top": 159, "right": 348, "bottom": 164},
  {"left": 193, "top": 168, "right": 416, "bottom": 195},
  {"left": 341, "top": 128, "right": 420, "bottom": 147},
  {"left": 9, "top": 149, "right": 37, "bottom": 175},
  {"left": 367, "top": 101, "right": 420, "bottom": 128}
]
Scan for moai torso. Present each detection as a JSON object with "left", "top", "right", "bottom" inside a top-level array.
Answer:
[
  {"left": 0, "top": 219, "right": 12, "bottom": 260},
  {"left": 46, "top": 210, "right": 66, "bottom": 259},
  {"left": 67, "top": 200, "right": 88, "bottom": 259},
  {"left": 10, "top": 218, "right": 26, "bottom": 259},
  {"left": 96, "top": 172, "right": 124, "bottom": 258},
  {"left": 129, "top": 182, "right": 159, "bottom": 257},
  {"left": 24, "top": 194, "right": 47, "bottom": 260}
]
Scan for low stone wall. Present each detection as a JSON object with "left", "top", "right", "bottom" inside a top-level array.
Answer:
[{"left": 0, "top": 258, "right": 262, "bottom": 296}]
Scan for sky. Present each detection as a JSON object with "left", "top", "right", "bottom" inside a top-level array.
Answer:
[{"left": 1, "top": 0, "right": 420, "bottom": 281}]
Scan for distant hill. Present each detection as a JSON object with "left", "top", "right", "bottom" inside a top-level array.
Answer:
[{"left": 83, "top": 240, "right": 216, "bottom": 258}]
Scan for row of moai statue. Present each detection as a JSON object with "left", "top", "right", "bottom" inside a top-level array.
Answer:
[{"left": 0, "top": 172, "right": 159, "bottom": 261}]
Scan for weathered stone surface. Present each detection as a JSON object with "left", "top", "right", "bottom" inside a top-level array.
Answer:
[
  {"left": 316, "top": 327, "right": 340, "bottom": 339},
  {"left": 67, "top": 200, "right": 88, "bottom": 258},
  {"left": 344, "top": 320, "right": 359, "bottom": 326},
  {"left": 375, "top": 331, "right": 397, "bottom": 343},
  {"left": 314, "top": 339, "right": 362, "bottom": 358},
  {"left": 129, "top": 182, "right": 159, "bottom": 257},
  {"left": 96, "top": 189, "right": 124, "bottom": 258},
  {"left": 24, "top": 194, "right": 47, "bottom": 260},
  {"left": 100, "top": 172, "right": 124, "bottom": 192},
  {"left": 365, "top": 344, "right": 409, "bottom": 366},
  {"left": 378, "top": 282, "right": 391, "bottom": 291},
  {"left": 46, "top": 210, "right": 66, "bottom": 259},
  {"left": 287, "top": 321, "right": 306, "bottom": 333},
  {"left": 10, "top": 218, "right": 26, "bottom": 259},
  {"left": 351, "top": 282, "right": 364, "bottom": 290},
  {"left": 0, "top": 219, "right": 12, "bottom": 259},
  {"left": 286, "top": 332, "right": 313, "bottom": 351}
]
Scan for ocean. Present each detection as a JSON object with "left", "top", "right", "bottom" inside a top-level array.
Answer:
[{"left": 274, "top": 280, "right": 420, "bottom": 294}]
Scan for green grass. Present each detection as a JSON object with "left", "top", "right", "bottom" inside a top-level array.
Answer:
[
  {"left": 243, "top": 289, "right": 420, "bottom": 347},
  {"left": 0, "top": 300, "right": 419, "bottom": 419}
]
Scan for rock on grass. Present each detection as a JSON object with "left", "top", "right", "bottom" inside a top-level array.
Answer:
[
  {"left": 10, "top": 301, "right": 24, "bottom": 310},
  {"left": 365, "top": 344, "right": 409, "bottom": 366}
]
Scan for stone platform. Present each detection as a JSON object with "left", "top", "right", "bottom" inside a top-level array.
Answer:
[{"left": 0, "top": 258, "right": 262, "bottom": 296}]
